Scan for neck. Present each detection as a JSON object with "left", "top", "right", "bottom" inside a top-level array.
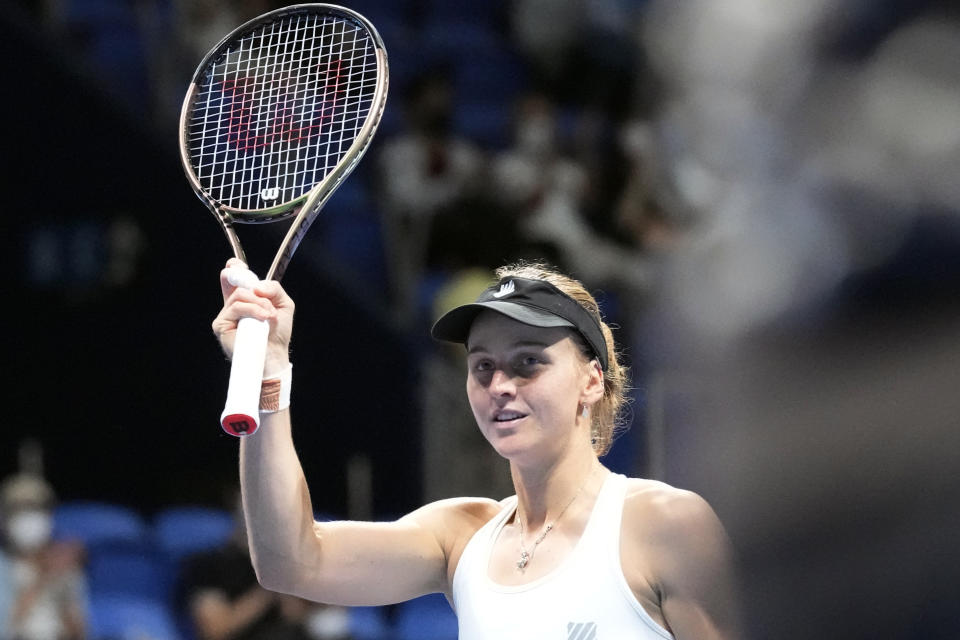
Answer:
[{"left": 510, "top": 447, "right": 600, "bottom": 531}]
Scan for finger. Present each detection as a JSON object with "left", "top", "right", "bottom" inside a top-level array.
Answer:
[
  {"left": 227, "top": 284, "right": 266, "bottom": 303},
  {"left": 220, "top": 261, "right": 255, "bottom": 301},
  {"left": 252, "top": 280, "right": 293, "bottom": 309},
  {"left": 222, "top": 300, "right": 277, "bottom": 324},
  {"left": 220, "top": 267, "right": 238, "bottom": 302},
  {"left": 226, "top": 286, "right": 276, "bottom": 313}
]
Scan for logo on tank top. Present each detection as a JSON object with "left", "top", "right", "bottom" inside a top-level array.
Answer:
[{"left": 567, "top": 621, "right": 597, "bottom": 639}]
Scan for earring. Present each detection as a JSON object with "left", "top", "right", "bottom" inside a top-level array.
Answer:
[{"left": 581, "top": 404, "right": 590, "bottom": 418}]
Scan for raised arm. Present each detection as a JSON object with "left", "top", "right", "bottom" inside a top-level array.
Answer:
[
  {"left": 623, "top": 484, "right": 742, "bottom": 640},
  {"left": 212, "top": 260, "right": 483, "bottom": 606}
]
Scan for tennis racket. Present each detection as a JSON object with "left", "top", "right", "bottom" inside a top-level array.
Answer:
[{"left": 179, "top": 3, "right": 388, "bottom": 437}]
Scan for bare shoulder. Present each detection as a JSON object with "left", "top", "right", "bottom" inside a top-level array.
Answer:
[
  {"left": 404, "top": 496, "right": 503, "bottom": 523},
  {"left": 621, "top": 479, "right": 741, "bottom": 637},
  {"left": 401, "top": 496, "right": 504, "bottom": 546},
  {"left": 401, "top": 496, "right": 506, "bottom": 590},
  {"left": 622, "top": 478, "right": 725, "bottom": 542}
]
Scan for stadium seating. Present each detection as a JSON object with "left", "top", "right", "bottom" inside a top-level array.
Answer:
[
  {"left": 348, "top": 606, "right": 393, "bottom": 640},
  {"left": 394, "top": 592, "right": 459, "bottom": 640},
  {"left": 153, "top": 506, "right": 235, "bottom": 562},
  {"left": 54, "top": 501, "right": 149, "bottom": 547},
  {"left": 88, "top": 594, "right": 183, "bottom": 640},
  {"left": 87, "top": 540, "right": 176, "bottom": 604}
]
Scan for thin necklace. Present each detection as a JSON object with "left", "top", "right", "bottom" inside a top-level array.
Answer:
[{"left": 515, "top": 466, "right": 596, "bottom": 571}]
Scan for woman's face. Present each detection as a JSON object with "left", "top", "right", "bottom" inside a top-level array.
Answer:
[{"left": 465, "top": 311, "right": 595, "bottom": 462}]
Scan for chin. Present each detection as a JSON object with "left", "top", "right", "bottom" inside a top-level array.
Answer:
[
  {"left": 483, "top": 430, "right": 528, "bottom": 459},
  {"left": 488, "top": 434, "right": 546, "bottom": 464}
]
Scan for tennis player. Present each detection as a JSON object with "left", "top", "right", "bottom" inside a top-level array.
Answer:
[{"left": 213, "top": 259, "right": 739, "bottom": 639}]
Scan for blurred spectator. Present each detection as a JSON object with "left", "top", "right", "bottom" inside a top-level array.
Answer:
[
  {"left": 179, "top": 492, "right": 352, "bottom": 640},
  {"left": 635, "top": 1, "right": 960, "bottom": 637},
  {"left": 376, "top": 70, "right": 484, "bottom": 323},
  {"left": 0, "top": 548, "right": 10, "bottom": 636},
  {"left": 509, "top": 0, "right": 642, "bottom": 116},
  {"left": 509, "top": 0, "right": 581, "bottom": 93},
  {"left": 0, "top": 473, "right": 87, "bottom": 640},
  {"left": 615, "top": 118, "right": 690, "bottom": 253},
  {"left": 490, "top": 92, "right": 653, "bottom": 298}
]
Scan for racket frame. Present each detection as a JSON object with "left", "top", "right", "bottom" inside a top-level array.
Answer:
[
  {"left": 177, "top": 3, "right": 388, "bottom": 435},
  {"left": 178, "top": 2, "right": 389, "bottom": 281}
]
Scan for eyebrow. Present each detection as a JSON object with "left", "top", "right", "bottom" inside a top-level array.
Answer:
[{"left": 466, "top": 340, "right": 552, "bottom": 355}]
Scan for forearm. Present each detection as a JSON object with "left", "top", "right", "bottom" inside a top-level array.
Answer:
[{"left": 239, "top": 408, "right": 319, "bottom": 592}]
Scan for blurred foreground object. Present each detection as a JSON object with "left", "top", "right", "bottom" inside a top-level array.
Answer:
[{"left": 639, "top": 1, "right": 960, "bottom": 637}]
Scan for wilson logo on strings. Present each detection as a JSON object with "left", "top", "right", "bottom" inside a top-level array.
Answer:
[{"left": 219, "top": 58, "right": 344, "bottom": 154}]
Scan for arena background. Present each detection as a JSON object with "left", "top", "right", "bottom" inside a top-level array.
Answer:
[{"left": 3, "top": 0, "right": 959, "bottom": 637}]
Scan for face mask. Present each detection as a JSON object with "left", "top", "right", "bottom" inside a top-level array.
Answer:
[{"left": 6, "top": 510, "right": 53, "bottom": 552}]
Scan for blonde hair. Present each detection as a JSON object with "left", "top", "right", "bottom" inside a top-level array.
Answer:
[{"left": 494, "top": 262, "right": 629, "bottom": 456}]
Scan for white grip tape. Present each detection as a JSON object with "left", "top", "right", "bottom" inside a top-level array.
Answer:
[{"left": 220, "top": 266, "right": 268, "bottom": 437}]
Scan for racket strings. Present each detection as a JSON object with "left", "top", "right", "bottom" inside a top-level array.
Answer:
[{"left": 188, "top": 12, "right": 378, "bottom": 212}]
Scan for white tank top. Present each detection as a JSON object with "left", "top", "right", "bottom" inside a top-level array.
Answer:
[{"left": 452, "top": 472, "right": 673, "bottom": 639}]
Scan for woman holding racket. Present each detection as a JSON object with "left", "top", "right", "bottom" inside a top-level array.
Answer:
[{"left": 213, "top": 259, "right": 739, "bottom": 639}]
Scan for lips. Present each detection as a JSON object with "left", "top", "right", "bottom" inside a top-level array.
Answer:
[{"left": 493, "top": 410, "right": 528, "bottom": 423}]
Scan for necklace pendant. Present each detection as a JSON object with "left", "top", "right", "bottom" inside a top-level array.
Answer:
[{"left": 517, "top": 551, "right": 530, "bottom": 570}]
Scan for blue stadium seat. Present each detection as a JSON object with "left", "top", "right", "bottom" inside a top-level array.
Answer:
[
  {"left": 376, "top": 102, "right": 405, "bottom": 137},
  {"left": 153, "top": 506, "right": 235, "bottom": 561},
  {"left": 322, "top": 182, "right": 388, "bottom": 289},
  {"left": 422, "top": 20, "right": 505, "bottom": 61},
  {"left": 326, "top": 179, "right": 371, "bottom": 215},
  {"left": 422, "top": 0, "right": 507, "bottom": 28},
  {"left": 87, "top": 541, "right": 177, "bottom": 604},
  {"left": 62, "top": 0, "right": 137, "bottom": 29},
  {"left": 89, "top": 595, "right": 182, "bottom": 640},
  {"left": 54, "top": 501, "right": 148, "bottom": 547},
  {"left": 87, "top": 28, "right": 151, "bottom": 108},
  {"left": 349, "top": 606, "right": 392, "bottom": 640},
  {"left": 394, "top": 593, "right": 459, "bottom": 640},
  {"left": 452, "top": 49, "right": 528, "bottom": 105},
  {"left": 339, "top": 0, "right": 415, "bottom": 24},
  {"left": 376, "top": 24, "right": 420, "bottom": 107},
  {"left": 452, "top": 101, "right": 513, "bottom": 150}
]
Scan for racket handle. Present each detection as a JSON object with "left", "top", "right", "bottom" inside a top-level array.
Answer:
[{"left": 220, "top": 268, "right": 269, "bottom": 437}]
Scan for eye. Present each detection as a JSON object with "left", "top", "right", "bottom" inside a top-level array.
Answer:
[
  {"left": 472, "top": 358, "right": 494, "bottom": 372},
  {"left": 513, "top": 354, "right": 544, "bottom": 371}
]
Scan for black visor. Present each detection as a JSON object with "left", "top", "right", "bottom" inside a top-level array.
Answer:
[{"left": 430, "top": 277, "right": 609, "bottom": 371}]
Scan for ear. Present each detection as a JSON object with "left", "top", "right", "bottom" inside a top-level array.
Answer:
[{"left": 579, "top": 360, "right": 605, "bottom": 407}]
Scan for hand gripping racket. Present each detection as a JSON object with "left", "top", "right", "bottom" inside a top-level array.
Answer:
[{"left": 179, "top": 4, "right": 388, "bottom": 436}]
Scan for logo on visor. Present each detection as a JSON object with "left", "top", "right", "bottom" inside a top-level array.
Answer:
[{"left": 493, "top": 280, "right": 515, "bottom": 298}]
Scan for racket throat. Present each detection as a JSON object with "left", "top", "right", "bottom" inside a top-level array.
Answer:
[{"left": 221, "top": 222, "right": 248, "bottom": 265}]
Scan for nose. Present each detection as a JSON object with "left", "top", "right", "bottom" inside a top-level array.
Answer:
[{"left": 489, "top": 369, "right": 517, "bottom": 397}]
